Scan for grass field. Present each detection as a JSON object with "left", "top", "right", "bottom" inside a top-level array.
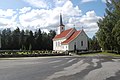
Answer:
[{"left": 80, "top": 52, "right": 120, "bottom": 57}]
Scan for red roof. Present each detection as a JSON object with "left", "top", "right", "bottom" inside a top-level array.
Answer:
[
  {"left": 53, "top": 28, "right": 73, "bottom": 40},
  {"left": 62, "top": 31, "right": 81, "bottom": 44}
]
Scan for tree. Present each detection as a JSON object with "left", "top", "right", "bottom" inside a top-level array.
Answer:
[
  {"left": 19, "top": 30, "right": 25, "bottom": 50},
  {"left": 96, "top": 0, "right": 120, "bottom": 52},
  {"left": 1, "top": 29, "right": 12, "bottom": 49},
  {"left": 47, "top": 30, "right": 56, "bottom": 50},
  {"left": 35, "top": 29, "right": 42, "bottom": 50},
  {"left": 42, "top": 32, "right": 48, "bottom": 50},
  {"left": 88, "top": 36, "right": 100, "bottom": 50},
  {"left": 11, "top": 27, "right": 20, "bottom": 49},
  {"left": 29, "top": 44, "right": 32, "bottom": 51},
  {"left": 112, "top": 20, "right": 120, "bottom": 52},
  {"left": 25, "top": 30, "right": 35, "bottom": 50}
]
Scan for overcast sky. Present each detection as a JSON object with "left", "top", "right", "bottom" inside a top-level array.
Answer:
[{"left": 0, "top": 0, "right": 109, "bottom": 37}]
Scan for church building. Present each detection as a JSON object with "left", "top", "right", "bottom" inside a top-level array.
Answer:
[{"left": 53, "top": 14, "right": 88, "bottom": 51}]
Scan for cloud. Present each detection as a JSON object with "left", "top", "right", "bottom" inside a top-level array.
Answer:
[
  {"left": 0, "top": 17, "right": 18, "bottom": 29},
  {"left": 23, "top": 0, "right": 48, "bottom": 9},
  {"left": 80, "top": 11, "right": 101, "bottom": 36},
  {"left": 0, "top": 9, "right": 18, "bottom": 29},
  {"left": 101, "top": 0, "right": 111, "bottom": 3},
  {"left": 80, "top": 11, "right": 101, "bottom": 24},
  {"left": 53, "top": 0, "right": 68, "bottom": 7},
  {"left": 19, "top": 0, "right": 82, "bottom": 32},
  {"left": 19, "top": 0, "right": 101, "bottom": 37},
  {"left": 0, "top": 9, "right": 16, "bottom": 18},
  {"left": 0, "top": 0, "right": 101, "bottom": 37},
  {"left": 81, "top": 0, "right": 96, "bottom": 3},
  {"left": 19, "top": 7, "right": 31, "bottom": 14}
]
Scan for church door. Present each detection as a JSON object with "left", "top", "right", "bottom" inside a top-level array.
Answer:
[{"left": 74, "top": 42, "right": 76, "bottom": 51}]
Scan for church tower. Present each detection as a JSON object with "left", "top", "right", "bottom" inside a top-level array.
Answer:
[{"left": 57, "top": 13, "right": 65, "bottom": 34}]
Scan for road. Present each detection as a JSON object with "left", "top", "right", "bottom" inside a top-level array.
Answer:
[{"left": 0, "top": 56, "right": 120, "bottom": 80}]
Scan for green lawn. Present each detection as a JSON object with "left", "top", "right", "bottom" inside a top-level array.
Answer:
[
  {"left": 101, "top": 52, "right": 120, "bottom": 57},
  {"left": 80, "top": 52, "right": 120, "bottom": 57}
]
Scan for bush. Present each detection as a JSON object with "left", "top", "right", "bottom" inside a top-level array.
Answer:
[
  {"left": 77, "top": 50, "right": 102, "bottom": 55},
  {"left": 0, "top": 50, "right": 69, "bottom": 58}
]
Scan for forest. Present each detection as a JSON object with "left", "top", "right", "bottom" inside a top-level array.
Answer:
[{"left": 0, "top": 28, "right": 56, "bottom": 50}]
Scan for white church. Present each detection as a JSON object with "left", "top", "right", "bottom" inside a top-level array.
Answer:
[{"left": 53, "top": 14, "right": 88, "bottom": 51}]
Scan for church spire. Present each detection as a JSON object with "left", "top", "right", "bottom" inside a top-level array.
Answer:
[
  {"left": 57, "top": 13, "right": 65, "bottom": 34},
  {"left": 60, "top": 13, "right": 64, "bottom": 26}
]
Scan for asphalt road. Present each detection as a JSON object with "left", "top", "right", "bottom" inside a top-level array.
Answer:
[{"left": 0, "top": 56, "right": 120, "bottom": 80}]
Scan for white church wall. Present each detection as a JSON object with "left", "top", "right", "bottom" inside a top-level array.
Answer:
[
  {"left": 77, "top": 31, "right": 88, "bottom": 50},
  {"left": 68, "top": 30, "right": 88, "bottom": 51},
  {"left": 57, "top": 27, "right": 60, "bottom": 34},
  {"left": 53, "top": 38, "right": 66, "bottom": 51},
  {"left": 62, "top": 45, "right": 68, "bottom": 51}
]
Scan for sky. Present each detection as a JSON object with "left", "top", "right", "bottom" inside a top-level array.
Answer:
[{"left": 0, "top": 0, "right": 108, "bottom": 38}]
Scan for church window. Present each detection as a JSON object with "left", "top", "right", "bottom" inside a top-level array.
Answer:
[
  {"left": 58, "top": 42, "right": 60, "bottom": 46},
  {"left": 62, "top": 46, "right": 64, "bottom": 49},
  {"left": 56, "top": 42, "right": 57, "bottom": 47},
  {"left": 57, "top": 42, "right": 58, "bottom": 46},
  {"left": 59, "top": 42, "right": 61, "bottom": 46},
  {"left": 57, "top": 42, "right": 60, "bottom": 46},
  {"left": 81, "top": 41, "right": 83, "bottom": 46}
]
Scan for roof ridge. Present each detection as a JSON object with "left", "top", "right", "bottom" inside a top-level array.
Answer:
[
  {"left": 67, "top": 29, "right": 76, "bottom": 39},
  {"left": 68, "top": 31, "right": 81, "bottom": 43},
  {"left": 53, "top": 28, "right": 74, "bottom": 40},
  {"left": 65, "top": 28, "right": 75, "bottom": 39},
  {"left": 62, "top": 30, "right": 81, "bottom": 44},
  {"left": 60, "top": 28, "right": 73, "bottom": 39}
]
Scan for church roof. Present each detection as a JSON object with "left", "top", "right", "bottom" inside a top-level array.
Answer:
[
  {"left": 53, "top": 28, "right": 73, "bottom": 40},
  {"left": 62, "top": 31, "right": 81, "bottom": 44}
]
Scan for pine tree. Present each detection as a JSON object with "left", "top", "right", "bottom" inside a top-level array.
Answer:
[{"left": 96, "top": 0, "right": 120, "bottom": 52}]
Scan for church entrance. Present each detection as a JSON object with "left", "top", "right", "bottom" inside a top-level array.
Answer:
[
  {"left": 74, "top": 45, "right": 76, "bottom": 50},
  {"left": 74, "top": 42, "right": 76, "bottom": 51}
]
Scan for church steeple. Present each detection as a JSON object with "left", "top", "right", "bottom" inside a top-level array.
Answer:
[
  {"left": 60, "top": 13, "right": 64, "bottom": 26},
  {"left": 57, "top": 13, "right": 65, "bottom": 34}
]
